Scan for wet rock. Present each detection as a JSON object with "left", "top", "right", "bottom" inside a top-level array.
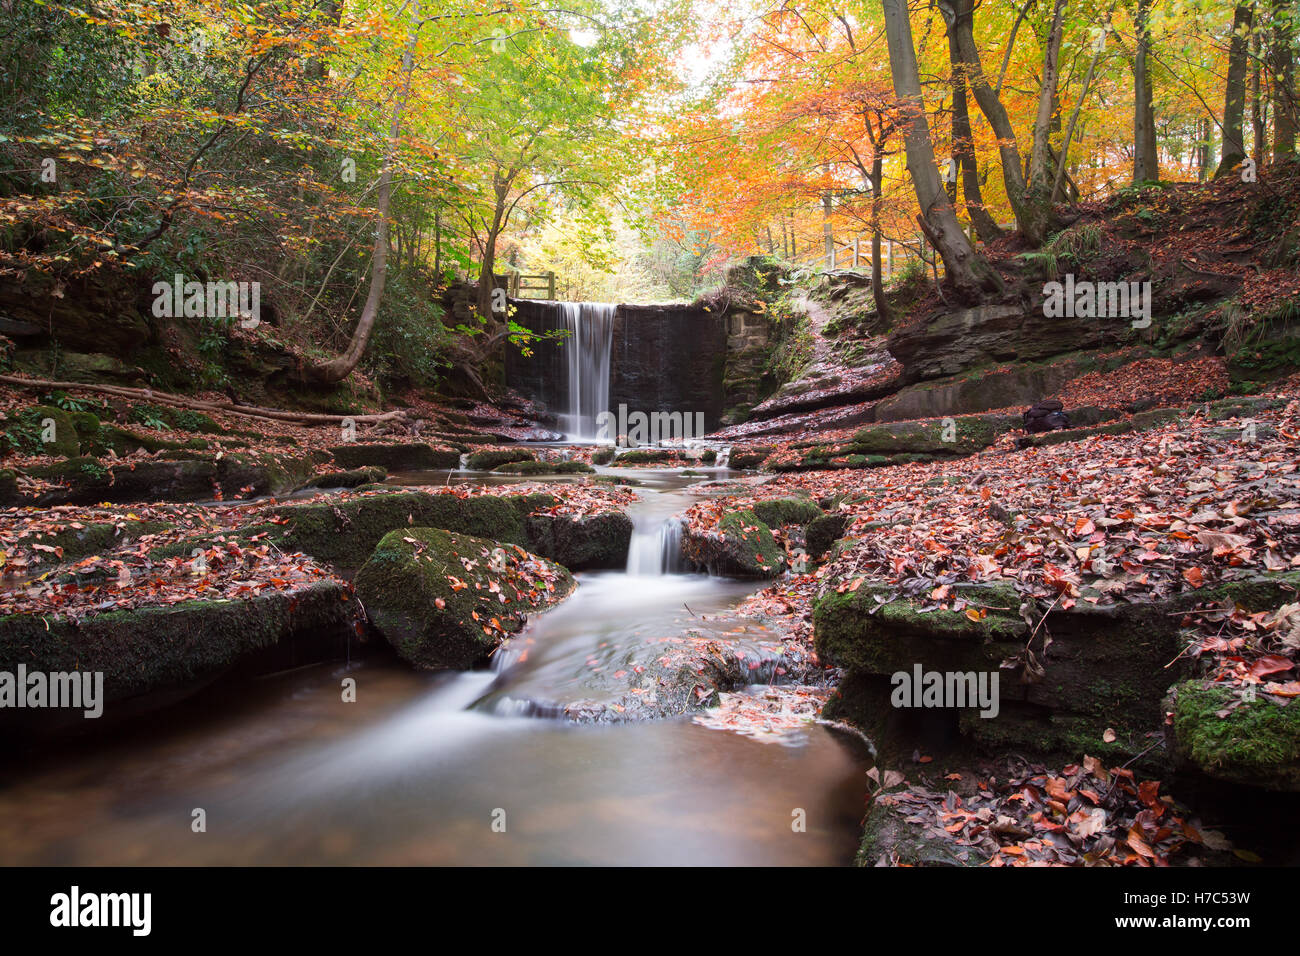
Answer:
[{"left": 355, "top": 527, "right": 574, "bottom": 670}]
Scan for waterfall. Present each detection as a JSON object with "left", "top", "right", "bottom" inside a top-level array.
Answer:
[
  {"left": 715, "top": 446, "right": 732, "bottom": 468},
  {"left": 626, "top": 517, "right": 687, "bottom": 576},
  {"left": 555, "top": 302, "right": 615, "bottom": 441}
]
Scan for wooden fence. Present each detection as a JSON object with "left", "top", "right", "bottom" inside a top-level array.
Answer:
[{"left": 493, "top": 271, "right": 557, "bottom": 300}]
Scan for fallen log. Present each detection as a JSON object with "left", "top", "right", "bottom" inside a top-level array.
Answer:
[{"left": 0, "top": 374, "right": 407, "bottom": 426}]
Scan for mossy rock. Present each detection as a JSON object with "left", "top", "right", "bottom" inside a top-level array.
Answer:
[
  {"left": 1167, "top": 681, "right": 1300, "bottom": 791},
  {"left": 751, "top": 497, "right": 823, "bottom": 528},
  {"left": 806, "top": 513, "right": 849, "bottom": 559},
  {"left": 330, "top": 442, "right": 460, "bottom": 471},
  {"left": 493, "top": 459, "right": 594, "bottom": 475},
  {"left": 1, "top": 405, "right": 78, "bottom": 457},
  {"left": 467, "top": 448, "right": 535, "bottom": 471},
  {"left": 0, "top": 581, "right": 358, "bottom": 723},
  {"left": 523, "top": 509, "right": 632, "bottom": 570},
  {"left": 856, "top": 789, "right": 981, "bottom": 867},
  {"left": 354, "top": 527, "right": 575, "bottom": 670},
  {"left": 269, "top": 491, "right": 531, "bottom": 571},
  {"left": 0, "top": 469, "right": 17, "bottom": 506},
  {"left": 849, "top": 416, "right": 1001, "bottom": 456},
  {"left": 591, "top": 446, "right": 616, "bottom": 465},
  {"left": 682, "top": 509, "right": 785, "bottom": 577},
  {"left": 19, "top": 518, "right": 171, "bottom": 563},
  {"left": 615, "top": 448, "right": 678, "bottom": 464},
  {"left": 297, "top": 466, "right": 388, "bottom": 490},
  {"left": 128, "top": 403, "right": 223, "bottom": 434},
  {"left": 728, "top": 446, "right": 773, "bottom": 469}
]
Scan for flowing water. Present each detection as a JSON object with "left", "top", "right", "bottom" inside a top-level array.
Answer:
[
  {"left": 554, "top": 302, "right": 615, "bottom": 441},
  {"left": 0, "top": 468, "right": 869, "bottom": 866}
]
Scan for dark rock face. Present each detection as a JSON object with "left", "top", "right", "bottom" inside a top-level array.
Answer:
[
  {"left": 871, "top": 360, "right": 1082, "bottom": 422},
  {"left": 610, "top": 304, "right": 727, "bottom": 430},
  {"left": 504, "top": 299, "right": 732, "bottom": 433},
  {"left": 886, "top": 303, "right": 1128, "bottom": 383}
]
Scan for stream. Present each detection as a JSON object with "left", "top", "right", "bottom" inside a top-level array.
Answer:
[{"left": 0, "top": 468, "right": 869, "bottom": 865}]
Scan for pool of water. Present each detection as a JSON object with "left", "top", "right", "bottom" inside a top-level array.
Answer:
[{"left": 0, "top": 468, "right": 869, "bottom": 866}]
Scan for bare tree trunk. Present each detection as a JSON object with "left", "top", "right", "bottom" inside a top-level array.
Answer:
[
  {"left": 1252, "top": 25, "right": 1266, "bottom": 161},
  {"left": 1217, "top": 4, "right": 1254, "bottom": 176},
  {"left": 939, "top": 0, "right": 1036, "bottom": 241},
  {"left": 307, "top": 1, "right": 419, "bottom": 384},
  {"left": 881, "top": 0, "right": 1000, "bottom": 299},
  {"left": 1272, "top": 0, "right": 1297, "bottom": 159},
  {"left": 1026, "top": 0, "right": 1068, "bottom": 231},
  {"left": 948, "top": 22, "right": 1002, "bottom": 241},
  {"left": 1134, "top": 0, "right": 1160, "bottom": 182},
  {"left": 475, "top": 173, "right": 512, "bottom": 321}
]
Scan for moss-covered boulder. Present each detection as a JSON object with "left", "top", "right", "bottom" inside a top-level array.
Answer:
[
  {"left": 806, "top": 513, "right": 849, "bottom": 559},
  {"left": 330, "top": 442, "right": 460, "bottom": 471},
  {"left": 1166, "top": 681, "right": 1300, "bottom": 791},
  {"left": 1, "top": 405, "right": 79, "bottom": 457},
  {"left": 296, "top": 466, "right": 388, "bottom": 490},
  {"left": 523, "top": 509, "right": 633, "bottom": 570},
  {"left": 615, "top": 448, "right": 679, "bottom": 465},
  {"left": 466, "top": 448, "right": 534, "bottom": 470},
  {"left": 683, "top": 509, "right": 785, "bottom": 577},
  {"left": 591, "top": 446, "right": 616, "bottom": 465},
  {"left": 355, "top": 527, "right": 575, "bottom": 670},
  {"left": 751, "top": 497, "right": 823, "bottom": 528},
  {"left": 493, "top": 459, "right": 594, "bottom": 476},
  {"left": 269, "top": 491, "right": 531, "bottom": 570}
]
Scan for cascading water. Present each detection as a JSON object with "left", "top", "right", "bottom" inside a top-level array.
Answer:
[
  {"left": 555, "top": 302, "right": 615, "bottom": 441},
  {"left": 626, "top": 516, "right": 686, "bottom": 576}
]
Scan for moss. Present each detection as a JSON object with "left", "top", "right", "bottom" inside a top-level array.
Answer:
[
  {"left": 856, "top": 789, "right": 978, "bottom": 867},
  {"left": 297, "top": 466, "right": 388, "bottom": 490},
  {"left": 814, "top": 582, "right": 1026, "bottom": 676},
  {"left": 27, "top": 518, "right": 171, "bottom": 562},
  {"left": 466, "top": 448, "right": 534, "bottom": 471},
  {"left": 591, "top": 446, "right": 616, "bottom": 465},
  {"left": 682, "top": 509, "right": 785, "bottom": 577},
  {"left": 330, "top": 442, "right": 460, "bottom": 471},
  {"left": 751, "top": 497, "right": 823, "bottom": 527},
  {"left": 2, "top": 406, "right": 78, "bottom": 457},
  {"left": 493, "top": 459, "right": 594, "bottom": 475},
  {"left": 269, "top": 491, "right": 530, "bottom": 570},
  {"left": 806, "top": 513, "right": 849, "bottom": 559},
  {"left": 615, "top": 448, "right": 678, "bottom": 464},
  {"left": 354, "top": 527, "right": 574, "bottom": 670},
  {"left": 1170, "top": 681, "right": 1300, "bottom": 790},
  {"left": 727, "top": 446, "right": 773, "bottom": 469}
]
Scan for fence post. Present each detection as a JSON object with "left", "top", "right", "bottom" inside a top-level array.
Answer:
[
  {"left": 546, "top": 271, "right": 556, "bottom": 300},
  {"left": 887, "top": 239, "right": 894, "bottom": 278},
  {"left": 853, "top": 238, "right": 860, "bottom": 269}
]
